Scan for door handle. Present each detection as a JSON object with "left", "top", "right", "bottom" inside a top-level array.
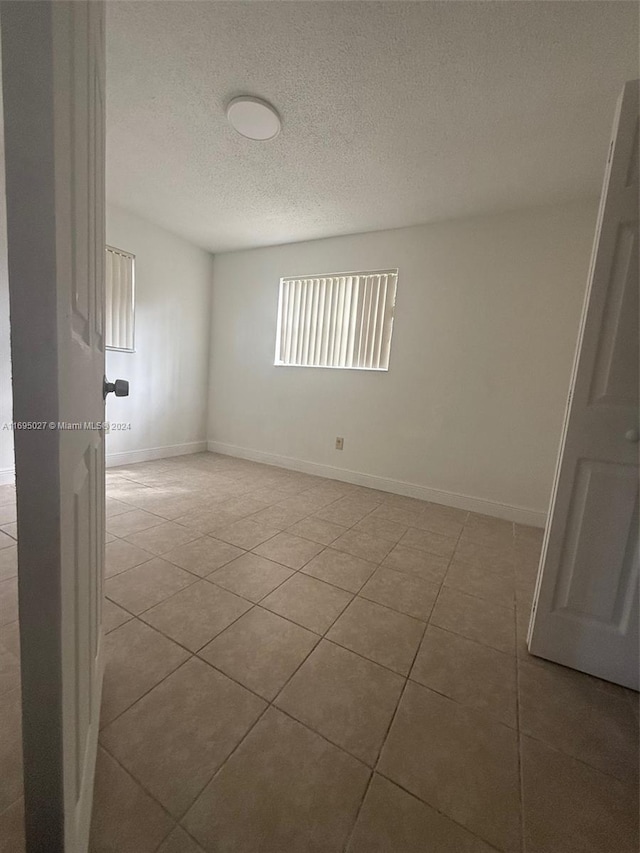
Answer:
[
  {"left": 624, "top": 428, "right": 639, "bottom": 443},
  {"left": 103, "top": 377, "right": 129, "bottom": 400}
]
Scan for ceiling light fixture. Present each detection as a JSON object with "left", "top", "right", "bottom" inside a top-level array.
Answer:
[{"left": 226, "top": 96, "right": 281, "bottom": 141}]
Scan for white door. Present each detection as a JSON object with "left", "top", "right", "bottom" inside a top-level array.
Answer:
[
  {"left": 528, "top": 80, "right": 639, "bottom": 690},
  {"left": 2, "top": 2, "right": 106, "bottom": 849}
]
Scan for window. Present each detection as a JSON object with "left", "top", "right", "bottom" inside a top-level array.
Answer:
[
  {"left": 274, "top": 269, "right": 398, "bottom": 370},
  {"left": 105, "top": 245, "right": 135, "bottom": 352}
]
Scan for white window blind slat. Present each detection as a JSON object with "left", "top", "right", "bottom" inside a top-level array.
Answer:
[
  {"left": 275, "top": 268, "right": 397, "bottom": 371},
  {"left": 285, "top": 280, "right": 295, "bottom": 364},
  {"left": 105, "top": 245, "right": 135, "bottom": 351},
  {"left": 374, "top": 274, "right": 389, "bottom": 369}
]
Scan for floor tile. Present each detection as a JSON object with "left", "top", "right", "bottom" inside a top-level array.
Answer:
[
  {"left": 514, "top": 523, "right": 544, "bottom": 548},
  {"left": 0, "top": 641, "right": 20, "bottom": 696},
  {"left": 162, "top": 536, "right": 244, "bottom": 577},
  {"left": 411, "top": 625, "right": 517, "bottom": 727},
  {"left": 276, "top": 640, "right": 403, "bottom": 765},
  {"left": 521, "top": 734, "right": 639, "bottom": 853},
  {"left": 250, "top": 486, "right": 295, "bottom": 505},
  {"left": 301, "top": 548, "right": 376, "bottom": 593},
  {"left": 0, "top": 688, "right": 22, "bottom": 813},
  {"left": 358, "top": 567, "right": 438, "bottom": 621},
  {"left": 105, "top": 497, "right": 133, "bottom": 518},
  {"left": 430, "top": 587, "right": 516, "bottom": 654},
  {"left": 101, "top": 619, "right": 189, "bottom": 726},
  {"left": 102, "top": 598, "right": 132, "bottom": 634},
  {"left": 124, "top": 521, "right": 199, "bottom": 556},
  {"left": 250, "top": 505, "right": 309, "bottom": 529},
  {"left": 327, "top": 597, "right": 424, "bottom": 675},
  {"left": 347, "top": 773, "right": 495, "bottom": 853},
  {"left": 314, "top": 501, "right": 372, "bottom": 527},
  {"left": 462, "top": 514, "right": 514, "bottom": 548},
  {"left": 106, "top": 509, "right": 165, "bottom": 538},
  {"left": 172, "top": 508, "right": 238, "bottom": 535},
  {"left": 157, "top": 826, "right": 206, "bottom": 853},
  {"left": 214, "top": 517, "right": 280, "bottom": 550},
  {"left": 216, "top": 496, "right": 270, "bottom": 519},
  {"left": 260, "top": 572, "right": 353, "bottom": 634},
  {"left": 183, "top": 707, "right": 369, "bottom": 853},
  {"left": 253, "top": 531, "right": 324, "bottom": 569},
  {"left": 0, "top": 799, "right": 25, "bottom": 853},
  {"left": 0, "top": 547, "right": 17, "bottom": 582},
  {"left": 287, "top": 516, "right": 347, "bottom": 545},
  {"left": 0, "top": 579, "right": 17, "bottom": 628},
  {"left": 142, "top": 580, "right": 251, "bottom": 652},
  {"left": 453, "top": 538, "right": 515, "bottom": 577},
  {"left": 0, "top": 531, "right": 14, "bottom": 550},
  {"left": 378, "top": 681, "right": 520, "bottom": 853},
  {"left": 381, "top": 544, "right": 449, "bottom": 584},
  {"left": 200, "top": 607, "right": 318, "bottom": 700},
  {"left": 369, "top": 504, "right": 422, "bottom": 527},
  {"left": 380, "top": 494, "right": 427, "bottom": 512},
  {"left": 105, "top": 539, "right": 154, "bottom": 579},
  {"left": 101, "top": 658, "right": 266, "bottom": 818},
  {"left": 412, "top": 503, "right": 467, "bottom": 538},
  {"left": 0, "top": 621, "right": 19, "bottom": 659},
  {"left": 518, "top": 660, "right": 639, "bottom": 785},
  {"left": 444, "top": 558, "right": 515, "bottom": 608},
  {"left": 352, "top": 515, "right": 408, "bottom": 544},
  {"left": 209, "top": 553, "right": 293, "bottom": 602},
  {"left": 0, "top": 504, "right": 16, "bottom": 527},
  {"left": 89, "top": 748, "right": 174, "bottom": 853},
  {"left": 330, "top": 529, "right": 394, "bottom": 564},
  {"left": 0, "top": 524, "right": 17, "bottom": 542},
  {"left": 105, "top": 558, "right": 195, "bottom": 615},
  {"left": 399, "top": 527, "right": 457, "bottom": 559},
  {"left": 0, "top": 486, "right": 14, "bottom": 507}
]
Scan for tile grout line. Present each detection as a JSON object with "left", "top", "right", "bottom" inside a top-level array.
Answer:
[
  {"left": 157, "top": 500, "right": 453, "bottom": 837},
  {"left": 101, "top": 500, "right": 383, "bottom": 836},
  {"left": 340, "top": 511, "right": 515, "bottom": 853},
  {"left": 14, "top": 459, "right": 624, "bottom": 851}
]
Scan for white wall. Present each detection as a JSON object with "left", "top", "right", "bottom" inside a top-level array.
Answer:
[
  {"left": 207, "top": 200, "right": 597, "bottom": 524},
  {"left": 105, "top": 204, "right": 212, "bottom": 464},
  {"left": 0, "top": 202, "right": 213, "bottom": 478}
]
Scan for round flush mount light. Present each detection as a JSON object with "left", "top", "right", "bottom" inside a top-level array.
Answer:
[{"left": 226, "top": 96, "right": 281, "bottom": 141}]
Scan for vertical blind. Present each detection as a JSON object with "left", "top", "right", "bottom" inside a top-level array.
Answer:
[
  {"left": 275, "top": 269, "right": 398, "bottom": 370},
  {"left": 105, "top": 245, "right": 135, "bottom": 351}
]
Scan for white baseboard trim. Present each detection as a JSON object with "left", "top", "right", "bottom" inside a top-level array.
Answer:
[
  {"left": 0, "top": 467, "right": 15, "bottom": 486},
  {"left": 207, "top": 440, "right": 547, "bottom": 527},
  {"left": 106, "top": 441, "right": 207, "bottom": 468},
  {"left": 0, "top": 442, "right": 207, "bottom": 484}
]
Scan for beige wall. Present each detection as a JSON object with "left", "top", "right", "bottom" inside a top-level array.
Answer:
[{"left": 207, "top": 200, "right": 597, "bottom": 524}]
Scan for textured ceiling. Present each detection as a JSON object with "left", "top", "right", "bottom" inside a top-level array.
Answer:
[{"left": 106, "top": 1, "right": 638, "bottom": 253}]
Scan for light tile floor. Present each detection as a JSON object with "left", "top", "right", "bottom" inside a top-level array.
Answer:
[{"left": 0, "top": 453, "right": 638, "bottom": 852}]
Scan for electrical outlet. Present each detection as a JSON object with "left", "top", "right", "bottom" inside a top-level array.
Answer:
[{"left": 335, "top": 436, "right": 344, "bottom": 450}]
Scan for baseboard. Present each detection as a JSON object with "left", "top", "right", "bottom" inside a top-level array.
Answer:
[
  {"left": 0, "top": 442, "right": 207, "bottom": 484},
  {"left": 106, "top": 441, "right": 207, "bottom": 468},
  {"left": 207, "top": 440, "right": 547, "bottom": 528},
  {"left": 0, "top": 467, "right": 14, "bottom": 486}
]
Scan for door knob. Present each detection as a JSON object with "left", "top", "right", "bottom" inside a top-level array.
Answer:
[
  {"left": 103, "top": 377, "right": 129, "bottom": 399},
  {"left": 624, "top": 428, "right": 639, "bottom": 443}
]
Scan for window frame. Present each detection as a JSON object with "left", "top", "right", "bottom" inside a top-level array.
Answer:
[{"left": 273, "top": 267, "right": 398, "bottom": 372}]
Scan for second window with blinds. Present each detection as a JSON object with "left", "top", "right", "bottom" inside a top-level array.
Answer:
[
  {"left": 274, "top": 269, "right": 398, "bottom": 370},
  {"left": 105, "top": 245, "right": 135, "bottom": 352}
]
